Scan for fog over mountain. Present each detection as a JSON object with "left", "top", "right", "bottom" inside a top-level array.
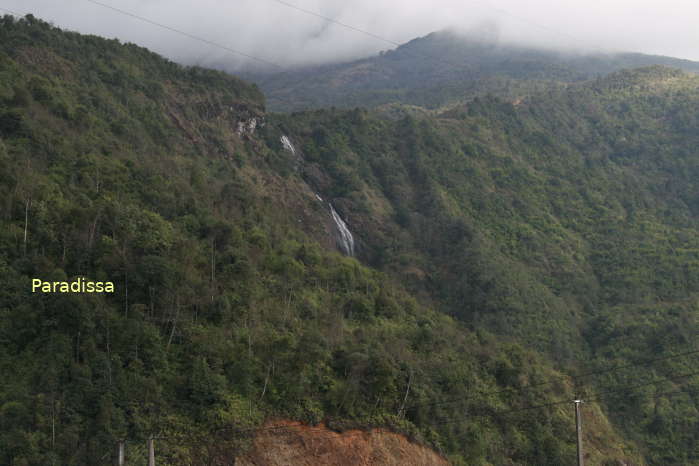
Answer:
[
  {"left": 3, "top": 0, "right": 699, "bottom": 71},
  {"left": 5, "top": 12, "right": 699, "bottom": 465}
]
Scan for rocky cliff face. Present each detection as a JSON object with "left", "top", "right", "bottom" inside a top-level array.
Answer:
[{"left": 237, "top": 420, "right": 450, "bottom": 466}]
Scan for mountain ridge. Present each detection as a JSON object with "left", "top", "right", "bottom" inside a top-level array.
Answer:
[
  {"left": 246, "top": 29, "right": 699, "bottom": 112},
  {"left": 3, "top": 14, "right": 699, "bottom": 465},
  {"left": 1, "top": 15, "right": 644, "bottom": 465}
]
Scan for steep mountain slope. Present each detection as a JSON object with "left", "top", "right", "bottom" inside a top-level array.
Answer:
[
  {"left": 248, "top": 29, "right": 699, "bottom": 111},
  {"left": 0, "top": 15, "right": 643, "bottom": 466},
  {"left": 4, "top": 14, "right": 699, "bottom": 466},
  {"left": 271, "top": 65, "right": 699, "bottom": 464}
]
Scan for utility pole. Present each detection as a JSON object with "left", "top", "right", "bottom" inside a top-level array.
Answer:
[
  {"left": 117, "top": 440, "right": 125, "bottom": 466},
  {"left": 574, "top": 399, "right": 584, "bottom": 466},
  {"left": 147, "top": 436, "right": 155, "bottom": 466}
]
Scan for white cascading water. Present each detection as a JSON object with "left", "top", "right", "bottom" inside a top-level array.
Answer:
[
  {"left": 329, "top": 204, "right": 355, "bottom": 257},
  {"left": 281, "top": 135, "right": 353, "bottom": 255},
  {"left": 280, "top": 135, "right": 296, "bottom": 155}
]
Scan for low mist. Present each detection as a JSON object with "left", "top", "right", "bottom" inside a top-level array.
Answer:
[{"left": 4, "top": 0, "right": 699, "bottom": 71}]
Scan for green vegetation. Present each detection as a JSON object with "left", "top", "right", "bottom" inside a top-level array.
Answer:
[
  {"left": 2, "top": 14, "right": 699, "bottom": 466},
  {"left": 271, "top": 65, "right": 699, "bottom": 464},
  {"left": 249, "top": 30, "right": 699, "bottom": 112}
]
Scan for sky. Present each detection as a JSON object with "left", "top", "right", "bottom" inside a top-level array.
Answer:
[{"left": 2, "top": 0, "right": 699, "bottom": 71}]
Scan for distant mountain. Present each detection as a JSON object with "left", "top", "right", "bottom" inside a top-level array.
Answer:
[
  {"left": 6, "top": 15, "right": 699, "bottom": 465},
  {"left": 247, "top": 30, "right": 699, "bottom": 111},
  {"left": 1, "top": 15, "right": 638, "bottom": 465}
]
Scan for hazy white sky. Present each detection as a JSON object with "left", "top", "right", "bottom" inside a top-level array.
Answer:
[{"left": 3, "top": 0, "right": 698, "bottom": 69}]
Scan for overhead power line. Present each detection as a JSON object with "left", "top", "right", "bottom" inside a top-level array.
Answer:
[
  {"left": 5, "top": 0, "right": 697, "bottom": 460},
  {"left": 405, "top": 346, "right": 699, "bottom": 412},
  {"left": 266, "top": 0, "right": 602, "bottom": 54},
  {"left": 222, "top": 396, "right": 586, "bottom": 462},
  {"left": 587, "top": 383, "right": 699, "bottom": 406},
  {"left": 172, "top": 324, "right": 699, "bottom": 441},
  {"left": 475, "top": 0, "right": 594, "bottom": 50},
  {"left": 251, "top": 372, "right": 699, "bottom": 439},
  {"left": 83, "top": 0, "right": 283, "bottom": 69},
  {"left": 230, "top": 395, "right": 575, "bottom": 446},
  {"left": 71, "top": 0, "right": 475, "bottom": 112},
  {"left": 263, "top": 0, "right": 476, "bottom": 76},
  {"left": 111, "top": 382, "right": 699, "bottom": 463},
  {"left": 216, "top": 363, "right": 699, "bottom": 442},
  {"left": 587, "top": 368, "right": 699, "bottom": 401},
  {"left": 267, "top": 0, "right": 402, "bottom": 48},
  {"left": 572, "top": 347, "right": 699, "bottom": 380},
  {"left": 0, "top": 6, "right": 23, "bottom": 16},
  {"left": 428, "top": 367, "right": 699, "bottom": 430}
]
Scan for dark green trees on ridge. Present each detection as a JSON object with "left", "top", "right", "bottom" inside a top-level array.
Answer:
[{"left": 2, "top": 14, "right": 699, "bottom": 465}]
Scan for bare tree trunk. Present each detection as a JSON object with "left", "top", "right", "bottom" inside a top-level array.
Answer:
[
  {"left": 338, "top": 383, "right": 352, "bottom": 411},
  {"left": 211, "top": 237, "right": 215, "bottom": 302},
  {"left": 88, "top": 213, "right": 99, "bottom": 249},
  {"left": 23, "top": 197, "right": 31, "bottom": 255},
  {"left": 167, "top": 295, "right": 180, "bottom": 351},
  {"left": 124, "top": 270, "right": 128, "bottom": 318},
  {"left": 51, "top": 397, "right": 56, "bottom": 450},
  {"left": 371, "top": 396, "right": 381, "bottom": 417},
  {"left": 259, "top": 363, "right": 272, "bottom": 401},
  {"left": 106, "top": 323, "right": 112, "bottom": 387},
  {"left": 75, "top": 331, "right": 80, "bottom": 363},
  {"left": 397, "top": 370, "right": 413, "bottom": 418},
  {"left": 149, "top": 286, "right": 156, "bottom": 320},
  {"left": 247, "top": 316, "right": 253, "bottom": 359},
  {"left": 284, "top": 289, "right": 293, "bottom": 323}
]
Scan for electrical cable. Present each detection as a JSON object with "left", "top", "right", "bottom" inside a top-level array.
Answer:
[
  {"left": 405, "top": 347, "right": 699, "bottom": 412},
  {"left": 267, "top": 0, "right": 402, "bottom": 48},
  {"left": 0, "top": 6, "right": 22, "bottom": 16},
  {"left": 110, "top": 358, "right": 699, "bottom": 447},
  {"left": 8, "top": 0, "right": 698, "bottom": 453},
  {"left": 195, "top": 347, "right": 699, "bottom": 440},
  {"left": 267, "top": 0, "right": 597, "bottom": 52},
  {"left": 83, "top": 0, "right": 283, "bottom": 69},
  {"left": 586, "top": 368, "right": 699, "bottom": 401},
  {"left": 123, "top": 381, "right": 699, "bottom": 461}
]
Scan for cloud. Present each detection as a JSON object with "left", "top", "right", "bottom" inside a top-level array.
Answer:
[{"left": 4, "top": 0, "right": 699, "bottom": 71}]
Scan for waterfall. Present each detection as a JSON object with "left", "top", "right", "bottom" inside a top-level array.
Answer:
[
  {"left": 329, "top": 204, "right": 355, "bottom": 257},
  {"left": 280, "top": 135, "right": 296, "bottom": 155}
]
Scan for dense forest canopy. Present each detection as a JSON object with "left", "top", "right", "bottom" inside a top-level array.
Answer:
[{"left": 2, "top": 14, "right": 699, "bottom": 465}]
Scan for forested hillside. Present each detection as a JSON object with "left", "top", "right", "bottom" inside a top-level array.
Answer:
[
  {"left": 2, "top": 14, "right": 699, "bottom": 466},
  {"left": 271, "top": 65, "right": 699, "bottom": 464},
  {"left": 248, "top": 29, "right": 699, "bottom": 112}
]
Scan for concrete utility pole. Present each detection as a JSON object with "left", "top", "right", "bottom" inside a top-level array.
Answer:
[
  {"left": 117, "top": 440, "right": 125, "bottom": 466},
  {"left": 574, "top": 399, "right": 584, "bottom": 466},
  {"left": 148, "top": 437, "right": 155, "bottom": 466}
]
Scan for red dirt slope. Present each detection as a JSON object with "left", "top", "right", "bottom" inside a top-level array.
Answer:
[{"left": 237, "top": 420, "right": 450, "bottom": 466}]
